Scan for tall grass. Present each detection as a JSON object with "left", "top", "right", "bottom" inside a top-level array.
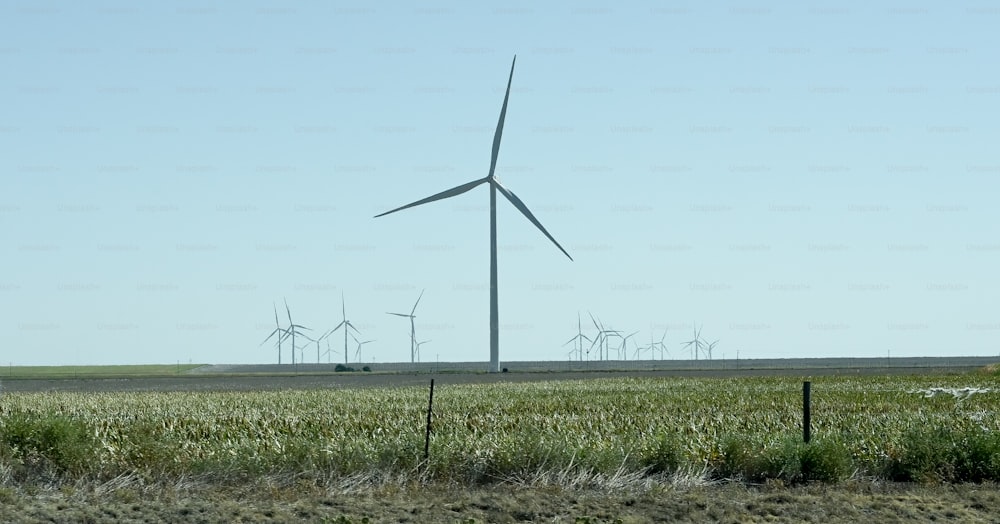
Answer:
[{"left": 0, "top": 375, "right": 998, "bottom": 486}]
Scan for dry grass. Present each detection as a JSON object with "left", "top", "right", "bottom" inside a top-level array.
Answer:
[{"left": 2, "top": 479, "right": 999, "bottom": 523}]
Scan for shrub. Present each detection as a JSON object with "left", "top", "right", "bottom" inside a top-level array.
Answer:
[
  {"left": 954, "top": 430, "right": 1000, "bottom": 482},
  {"left": 643, "top": 432, "right": 684, "bottom": 474},
  {"left": 887, "top": 426, "right": 957, "bottom": 482},
  {"left": 717, "top": 435, "right": 851, "bottom": 483},
  {"left": 799, "top": 438, "right": 853, "bottom": 483},
  {"left": 1, "top": 413, "right": 98, "bottom": 477}
]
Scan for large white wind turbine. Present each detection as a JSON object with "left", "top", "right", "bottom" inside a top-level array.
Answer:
[
  {"left": 387, "top": 289, "right": 424, "bottom": 363},
  {"left": 375, "top": 56, "right": 572, "bottom": 373}
]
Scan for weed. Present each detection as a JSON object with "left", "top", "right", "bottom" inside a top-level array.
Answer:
[{"left": 642, "top": 431, "right": 684, "bottom": 474}]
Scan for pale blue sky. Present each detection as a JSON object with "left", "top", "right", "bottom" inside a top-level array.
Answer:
[{"left": 2, "top": 2, "right": 998, "bottom": 366}]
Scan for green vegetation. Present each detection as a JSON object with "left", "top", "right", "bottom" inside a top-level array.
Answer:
[
  {"left": 0, "top": 375, "right": 998, "bottom": 486},
  {"left": 1, "top": 364, "right": 205, "bottom": 379},
  {"left": 332, "top": 364, "right": 372, "bottom": 372}
]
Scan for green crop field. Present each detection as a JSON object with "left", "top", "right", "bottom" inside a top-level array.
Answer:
[{"left": 2, "top": 371, "right": 998, "bottom": 488}]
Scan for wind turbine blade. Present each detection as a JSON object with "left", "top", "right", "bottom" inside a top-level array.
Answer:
[
  {"left": 284, "top": 298, "right": 292, "bottom": 324},
  {"left": 588, "top": 312, "right": 601, "bottom": 332},
  {"left": 563, "top": 336, "right": 577, "bottom": 346},
  {"left": 387, "top": 312, "right": 411, "bottom": 318},
  {"left": 411, "top": 289, "right": 425, "bottom": 315},
  {"left": 259, "top": 328, "right": 281, "bottom": 345},
  {"left": 329, "top": 321, "right": 345, "bottom": 333},
  {"left": 493, "top": 180, "right": 573, "bottom": 261},
  {"left": 488, "top": 55, "right": 516, "bottom": 179},
  {"left": 374, "top": 177, "right": 488, "bottom": 218}
]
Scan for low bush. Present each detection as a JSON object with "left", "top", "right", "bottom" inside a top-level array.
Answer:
[
  {"left": 955, "top": 430, "right": 1000, "bottom": 482},
  {"left": 799, "top": 437, "right": 853, "bottom": 483},
  {"left": 642, "top": 431, "right": 685, "bottom": 474},
  {"left": 886, "top": 426, "right": 958, "bottom": 482},
  {"left": 0, "top": 413, "right": 98, "bottom": 478},
  {"left": 716, "top": 435, "right": 852, "bottom": 483}
]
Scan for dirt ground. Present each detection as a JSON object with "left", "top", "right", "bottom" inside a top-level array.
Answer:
[
  {"left": 2, "top": 364, "right": 987, "bottom": 393},
  {"left": 3, "top": 480, "right": 1000, "bottom": 523}
]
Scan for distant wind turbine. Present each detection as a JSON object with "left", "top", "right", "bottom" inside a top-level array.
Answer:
[
  {"left": 328, "top": 293, "right": 361, "bottom": 364},
  {"left": 387, "top": 289, "right": 424, "bottom": 363},
  {"left": 619, "top": 331, "right": 639, "bottom": 360},
  {"left": 375, "top": 56, "right": 572, "bottom": 373},
  {"left": 654, "top": 330, "right": 669, "bottom": 359},
  {"left": 259, "top": 303, "right": 288, "bottom": 364},
  {"left": 283, "top": 299, "right": 310, "bottom": 365},
  {"left": 303, "top": 329, "right": 333, "bottom": 364},
  {"left": 640, "top": 331, "right": 662, "bottom": 360},
  {"left": 707, "top": 339, "right": 720, "bottom": 360},
  {"left": 350, "top": 333, "right": 375, "bottom": 362},
  {"left": 681, "top": 323, "right": 706, "bottom": 361},
  {"left": 322, "top": 336, "right": 339, "bottom": 363},
  {"left": 587, "top": 313, "right": 620, "bottom": 361},
  {"left": 562, "top": 312, "right": 591, "bottom": 362}
]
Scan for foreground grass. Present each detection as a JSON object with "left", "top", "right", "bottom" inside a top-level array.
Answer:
[
  {"left": 1, "top": 364, "right": 205, "bottom": 380},
  {"left": 1, "top": 373, "right": 998, "bottom": 488},
  {"left": 2, "top": 480, "right": 999, "bottom": 523}
]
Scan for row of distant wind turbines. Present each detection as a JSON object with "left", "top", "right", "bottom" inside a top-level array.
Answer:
[
  {"left": 260, "top": 293, "right": 429, "bottom": 366},
  {"left": 563, "top": 313, "right": 720, "bottom": 362},
  {"left": 261, "top": 296, "right": 720, "bottom": 365}
]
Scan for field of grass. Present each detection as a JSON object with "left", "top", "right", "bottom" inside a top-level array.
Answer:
[
  {"left": 1, "top": 364, "right": 205, "bottom": 379},
  {"left": 2, "top": 371, "right": 998, "bottom": 486}
]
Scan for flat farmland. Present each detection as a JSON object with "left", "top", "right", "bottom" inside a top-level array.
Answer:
[{"left": 2, "top": 358, "right": 999, "bottom": 522}]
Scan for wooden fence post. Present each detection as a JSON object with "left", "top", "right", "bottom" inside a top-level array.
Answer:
[
  {"left": 424, "top": 379, "right": 435, "bottom": 460},
  {"left": 803, "top": 381, "right": 812, "bottom": 443}
]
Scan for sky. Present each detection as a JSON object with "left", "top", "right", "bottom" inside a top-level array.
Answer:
[{"left": 2, "top": 1, "right": 999, "bottom": 366}]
